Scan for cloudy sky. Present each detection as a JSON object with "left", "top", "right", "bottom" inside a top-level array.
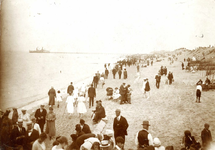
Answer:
[{"left": 1, "top": 0, "right": 215, "bottom": 53}]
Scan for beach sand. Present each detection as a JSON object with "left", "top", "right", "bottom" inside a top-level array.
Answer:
[{"left": 10, "top": 52, "right": 215, "bottom": 150}]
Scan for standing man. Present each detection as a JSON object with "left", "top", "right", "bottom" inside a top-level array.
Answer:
[
  {"left": 113, "top": 109, "right": 129, "bottom": 143},
  {"left": 145, "top": 78, "right": 150, "bottom": 99},
  {"left": 112, "top": 68, "right": 117, "bottom": 79},
  {"left": 137, "top": 64, "right": 140, "bottom": 72},
  {"left": 167, "top": 71, "right": 174, "bottom": 85},
  {"left": 67, "top": 82, "right": 74, "bottom": 94},
  {"left": 201, "top": 123, "right": 212, "bottom": 150},
  {"left": 135, "top": 121, "right": 153, "bottom": 149},
  {"left": 118, "top": 69, "right": 122, "bottom": 79},
  {"left": 93, "top": 73, "right": 99, "bottom": 88},
  {"left": 34, "top": 104, "right": 47, "bottom": 132},
  {"left": 105, "top": 68, "right": 109, "bottom": 79},
  {"left": 88, "top": 84, "right": 96, "bottom": 108},
  {"left": 155, "top": 73, "right": 161, "bottom": 89},
  {"left": 123, "top": 68, "right": 127, "bottom": 79},
  {"left": 119, "top": 83, "right": 127, "bottom": 104},
  {"left": 196, "top": 83, "right": 202, "bottom": 103},
  {"left": 48, "top": 86, "right": 56, "bottom": 107}
]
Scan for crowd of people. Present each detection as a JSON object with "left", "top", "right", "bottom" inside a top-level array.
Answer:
[{"left": 0, "top": 55, "right": 214, "bottom": 150}]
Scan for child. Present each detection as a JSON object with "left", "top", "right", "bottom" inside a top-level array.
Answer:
[
  {"left": 113, "top": 87, "right": 120, "bottom": 102},
  {"left": 56, "top": 90, "right": 62, "bottom": 108},
  {"left": 66, "top": 93, "right": 74, "bottom": 118},
  {"left": 73, "top": 87, "right": 79, "bottom": 107},
  {"left": 77, "top": 93, "right": 87, "bottom": 118}
]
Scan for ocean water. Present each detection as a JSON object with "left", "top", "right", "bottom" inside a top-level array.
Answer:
[{"left": 0, "top": 51, "right": 122, "bottom": 110}]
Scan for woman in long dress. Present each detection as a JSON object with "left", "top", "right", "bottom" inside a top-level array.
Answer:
[
  {"left": 45, "top": 107, "right": 56, "bottom": 140},
  {"left": 141, "top": 78, "right": 147, "bottom": 98},
  {"left": 77, "top": 93, "right": 87, "bottom": 118},
  {"left": 66, "top": 93, "right": 74, "bottom": 118}
]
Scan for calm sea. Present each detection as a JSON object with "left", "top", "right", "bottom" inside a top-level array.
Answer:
[{"left": 0, "top": 51, "right": 122, "bottom": 110}]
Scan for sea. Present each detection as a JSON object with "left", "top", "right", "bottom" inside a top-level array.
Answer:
[{"left": 0, "top": 51, "right": 123, "bottom": 110}]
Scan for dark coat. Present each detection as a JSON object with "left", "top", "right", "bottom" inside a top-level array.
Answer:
[
  {"left": 105, "top": 69, "right": 109, "bottom": 75},
  {"left": 95, "top": 105, "right": 106, "bottom": 119},
  {"left": 93, "top": 75, "right": 99, "bottom": 83},
  {"left": 118, "top": 69, "right": 122, "bottom": 75},
  {"left": 48, "top": 88, "right": 56, "bottom": 105},
  {"left": 201, "top": 128, "right": 212, "bottom": 147},
  {"left": 82, "top": 124, "right": 91, "bottom": 134},
  {"left": 24, "top": 129, "right": 39, "bottom": 150},
  {"left": 35, "top": 108, "right": 47, "bottom": 124},
  {"left": 168, "top": 73, "right": 173, "bottom": 80},
  {"left": 113, "top": 116, "right": 129, "bottom": 137},
  {"left": 112, "top": 68, "right": 117, "bottom": 75},
  {"left": 120, "top": 85, "right": 127, "bottom": 95},
  {"left": 145, "top": 81, "right": 150, "bottom": 91},
  {"left": 88, "top": 87, "right": 96, "bottom": 97},
  {"left": 155, "top": 75, "right": 161, "bottom": 82},
  {"left": 10, "top": 126, "right": 26, "bottom": 146},
  {"left": 67, "top": 84, "right": 74, "bottom": 94}
]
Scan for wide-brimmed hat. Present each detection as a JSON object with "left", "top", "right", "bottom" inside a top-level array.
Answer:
[
  {"left": 104, "top": 129, "right": 114, "bottom": 137},
  {"left": 142, "top": 120, "right": 150, "bottom": 126},
  {"left": 100, "top": 140, "right": 110, "bottom": 148},
  {"left": 153, "top": 138, "right": 161, "bottom": 147},
  {"left": 21, "top": 107, "right": 26, "bottom": 111}
]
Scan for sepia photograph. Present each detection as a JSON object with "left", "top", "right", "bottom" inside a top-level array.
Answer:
[{"left": 0, "top": 0, "right": 215, "bottom": 150}]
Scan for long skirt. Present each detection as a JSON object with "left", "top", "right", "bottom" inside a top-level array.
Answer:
[{"left": 45, "top": 121, "right": 56, "bottom": 137}]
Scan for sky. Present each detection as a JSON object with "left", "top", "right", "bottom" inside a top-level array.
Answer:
[{"left": 1, "top": 0, "right": 215, "bottom": 54}]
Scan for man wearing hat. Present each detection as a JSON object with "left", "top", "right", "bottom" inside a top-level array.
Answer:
[
  {"left": 113, "top": 109, "right": 129, "bottom": 144},
  {"left": 88, "top": 84, "right": 96, "bottom": 108},
  {"left": 135, "top": 121, "right": 153, "bottom": 149},
  {"left": 24, "top": 121, "right": 39, "bottom": 150},
  {"left": 35, "top": 104, "right": 47, "bottom": 132},
  {"left": 48, "top": 86, "right": 56, "bottom": 107},
  {"left": 10, "top": 119, "right": 26, "bottom": 148},
  {"left": 92, "top": 100, "right": 106, "bottom": 123}
]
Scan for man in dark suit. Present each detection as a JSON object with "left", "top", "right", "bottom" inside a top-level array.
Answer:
[
  {"left": 93, "top": 73, "right": 99, "bottom": 88},
  {"left": 113, "top": 109, "right": 129, "bottom": 143},
  {"left": 10, "top": 119, "right": 26, "bottom": 148},
  {"left": 24, "top": 121, "right": 39, "bottom": 150},
  {"left": 118, "top": 69, "right": 122, "bottom": 79},
  {"left": 80, "top": 119, "right": 91, "bottom": 134},
  {"left": 155, "top": 73, "right": 161, "bottom": 89},
  {"left": 48, "top": 86, "right": 56, "bottom": 107},
  {"left": 112, "top": 68, "right": 117, "bottom": 79},
  {"left": 67, "top": 82, "right": 74, "bottom": 94},
  {"left": 34, "top": 104, "right": 47, "bottom": 132},
  {"left": 201, "top": 123, "right": 213, "bottom": 150},
  {"left": 88, "top": 84, "right": 96, "bottom": 108}
]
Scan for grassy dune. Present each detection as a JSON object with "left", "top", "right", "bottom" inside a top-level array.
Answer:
[{"left": 29, "top": 52, "right": 214, "bottom": 150}]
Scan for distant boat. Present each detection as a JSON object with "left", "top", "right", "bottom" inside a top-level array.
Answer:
[{"left": 29, "top": 48, "right": 50, "bottom": 53}]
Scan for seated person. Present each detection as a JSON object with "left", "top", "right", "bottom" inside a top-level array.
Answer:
[
  {"left": 113, "top": 87, "right": 120, "bottom": 101},
  {"left": 92, "top": 100, "right": 106, "bottom": 123},
  {"left": 106, "top": 87, "right": 113, "bottom": 100}
]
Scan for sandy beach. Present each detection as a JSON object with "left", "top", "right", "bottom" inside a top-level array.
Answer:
[{"left": 14, "top": 52, "right": 215, "bottom": 150}]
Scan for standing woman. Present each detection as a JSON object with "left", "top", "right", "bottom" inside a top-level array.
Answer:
[
  {"left": 77, "top": 93, "right": 87, "bottom": 118},
  {"left": 46, "top": 107, "right": 56, "bottom": 140},
  {"left": 20, "top": 108, "right": 30, "bottom": 130},
  {"left": 66, "top": 92, "right": 74, "bottom": 118},
  {"left": 141, "top": 78, "right": 147, "bottom": 98},
  {"left": 48, "top": 86, "right": 56, "bottom": 107}
]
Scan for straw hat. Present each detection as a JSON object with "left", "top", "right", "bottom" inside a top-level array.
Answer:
[
  {"left": 153, "top": 138, "right": 161, "bottom": 147},
  {"left": 100, "top": 140, "right": 110, "bottom": 148},
  {"left": 104, "top": 129, "right": 114, "bottom": 137},
  {"left": 142, "top": 120, "right": 150, "bottom": 126}
]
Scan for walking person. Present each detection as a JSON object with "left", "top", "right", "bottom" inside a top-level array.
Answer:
[
  {"left": 35, "top": 105, "right": 47, "bottom": 132},
  {"left": 93, "top": 73, "right": 99, "bottom": 88},
  {"left": 135, "top": 121, "right": 153, "bottom": 149},
  {"left": 196, "top": 83, "right": 202, "bottom": 103},
  {"left": 137, "top": 64, "right": 140, "bottom": 72},
  {"left": 144, "top": 78, "right": 150, "bottom": 99},
  {"left": 56, "top": 90, "right": 62, "bottom": 108},
  {"left": 77, "top": 93, "right": 87, "bottom": 118},
  {"left": 155, "top": 73, "right": 161, "bottom": 89},
  {"left": 88, "top": 84, "right": 96, "bottom": 108},
  {"left": 105, "top": 68, "right": 109, "bottom": 79},
  {"left": 123, "top": 68, "right": 127, "bottom": 79},
  {"left": 113, "top": 109, "right": 129, "bottom": 144},
  {"left": 118, "top": 69, "right": 122, "bottom": 79},
  {"left": 167, "top": 71, "right": 174, "bottom": 85},
  {"left": 66, "top": 92, "right": 74, "bottom": 118},
  {"left": 201, "top": 123, "right": 213, "bottom": 150},
  {"left": 163, "top": 66, "right": 167, "bottom": 76},
  {"left": 182, "top": 62, "right": 184, "bottom": 70},
  {"left": 48, "top": 86, "right": 56, "bottom": 107},
  {"left": 112, "top": 68, "right": 117, "bottom": 79},
  {"left": 67, "top": 82, "right": 74, "bottom": 94},
  {"left": 45, "top": 107, "right": 56, "bottom": 140}
]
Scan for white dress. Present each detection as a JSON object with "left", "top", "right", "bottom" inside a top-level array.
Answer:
[
  {"left": 141, "top": 81, "right": 146, "bottom": 93},
  {"left": 66, "top": 95, "right": 74, "bottom": 113},
  {"left": 56, "top": 93, "right": 62, "bottom": 102},
  {"left": 77, "top": 96, "right": 87, "bottom": 114},
  {"left": 20, "top": 113, "right": 30, "bottom": 130},
  {"left": 113, "top": 89, "right": 120, "bottom": 100}
]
